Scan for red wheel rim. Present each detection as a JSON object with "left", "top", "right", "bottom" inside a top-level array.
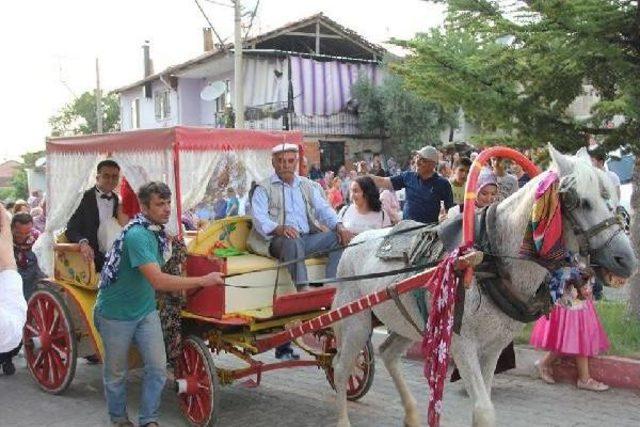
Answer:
[
  {"left": 324, "top": 335, "right": 372, "bottom": 398},
  {"left": 176, "top": 341, "right": 214, "bottom": 425},
  {"left": 23, "top": 292, "right": 73, "bottom": 391}
]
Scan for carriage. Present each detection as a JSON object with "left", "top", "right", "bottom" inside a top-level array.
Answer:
[
  {"left": 24, "top": 126, "right": 542, "bottom": 426},
  {"left": 25, "top": 127, "right": 391, "bottom": 426}
]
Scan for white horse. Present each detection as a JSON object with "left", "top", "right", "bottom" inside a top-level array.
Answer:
[{"left": 332, "top": 145, "right": 638, "bottom": 427}]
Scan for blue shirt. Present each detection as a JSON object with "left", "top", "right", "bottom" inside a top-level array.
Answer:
[
  {"left": 251, "top": 174, "right": 338, "bottom": 238},
  {"left": 390, "top": 171, "right": 454, "bottom": 224},
  {"left": 213, "top": 199, "right": 227, "bottom": 220},
  {"left": 226, "top": 196, "right": 239, "bottom": 216}
]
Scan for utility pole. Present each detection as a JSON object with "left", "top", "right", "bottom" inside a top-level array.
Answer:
[
  {"left": 95, "top": 57, "right": 103, "bottom": 134},
  {"left": 233, "top": 0, "right": 244, "bottom": 128}
]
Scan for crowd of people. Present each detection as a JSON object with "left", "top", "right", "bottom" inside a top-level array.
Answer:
[{"left": 0, "top": 141, "right": 628, "bottom": 426}]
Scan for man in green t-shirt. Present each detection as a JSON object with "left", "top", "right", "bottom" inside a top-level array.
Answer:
[{"left": 94, "top": 182, "right": 224, "bottom": 427}]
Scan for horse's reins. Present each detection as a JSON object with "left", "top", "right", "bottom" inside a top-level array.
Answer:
[
  {"left": 218, "top": 260, "right": 441, "bottom": 289},
  {"left": 223, "top": 222, "right": 432, "bottom": 279},
  {"left": 186, "top": 222, "right": 434, "bottom": 297}
]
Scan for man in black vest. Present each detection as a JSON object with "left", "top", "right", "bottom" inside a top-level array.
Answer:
[{"left": 66, "top": 160, "right": 121, "bottom": 273}]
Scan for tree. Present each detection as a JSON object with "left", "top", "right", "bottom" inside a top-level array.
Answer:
[
  {"left": 49, "top": 91, "right": 120, "bottom": 136},
  {"left": 352, "top": 75, "right": 456, "bottom": 159},
  {"left": 8, "top": 150, "right": 45, "bottom": 200},
  {"left": 399, "top": 1, "right": 640, "bottom": 317},
  {"left": 395, "top": 0, "right": 640, "bottom": 152}
]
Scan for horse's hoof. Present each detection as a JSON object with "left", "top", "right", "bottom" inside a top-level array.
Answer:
[
  {"left": 404, "top": 419, "right": 421, "bottom": 427},
  {"left": 472, "top": 406, "right": 496, "bottom": 427}
]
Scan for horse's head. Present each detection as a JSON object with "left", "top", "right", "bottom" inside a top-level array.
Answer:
[{"left": 549, "top": 144, "right": 638, "bottom": 281}]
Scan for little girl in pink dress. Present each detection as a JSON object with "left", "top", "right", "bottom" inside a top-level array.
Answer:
[{"left": 530, "top": 267, "right": 610, "bottom": 391}]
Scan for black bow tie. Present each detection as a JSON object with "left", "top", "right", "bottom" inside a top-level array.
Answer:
[{"left": 100, "top": 193, "right": 114, "bottom": 201}]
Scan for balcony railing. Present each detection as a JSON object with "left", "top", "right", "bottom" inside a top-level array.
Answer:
[{"left": 244, "top": 112, "right": 365, "bottom": 136}]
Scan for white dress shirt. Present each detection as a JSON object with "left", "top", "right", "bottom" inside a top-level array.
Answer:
[
  {"left": 95, "top": 188, "right": 116, "bottom": 225},
  {"left": 0, "top": 270, "right": 27, "bottom": 352}
]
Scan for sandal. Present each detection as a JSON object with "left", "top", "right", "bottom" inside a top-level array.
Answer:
[
  {"left": 535, "top": 360, "right": 555, "bottom": 384},
  {"left": 577, "top": 378, "right": 609, "bottom": 392}
]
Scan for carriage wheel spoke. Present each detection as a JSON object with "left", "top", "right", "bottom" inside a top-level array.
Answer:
[
  {"left": 48, "top": 311, "right": 60, "bottom": 336},
  {"left": 348, "top": 376, "right": 357, "bottom": 391},
  {"left": 187, "top": 395, "right": 194, "bottom": 417},
  {"left": 34, "top": 301, "right": 46, "bottom": 332},
  {"left": 49, "top": 351, "right": 63, "bottom": 384},
  {"left": 194, "top": 393, "right": 206, "bottom": 420},
  {"left": 33, "top": 349, "right": 45, "bottom": 369},
  {"left": 51, "top": 343, "right": 68, "bottom": 361},
  {"left": 25, "top": 323, "right": 39, "bottom": 336}
]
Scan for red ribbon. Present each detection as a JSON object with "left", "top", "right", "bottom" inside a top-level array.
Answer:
[{"left": 422, "top": 246, "right": 466, "bottom": 427}]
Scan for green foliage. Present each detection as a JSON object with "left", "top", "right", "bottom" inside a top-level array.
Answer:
[
  {"left": 352, "top": 74, "right": 456, "bottom": 158},
  {"left": 7, "top": 150, "right": 45, "bottom": 201},
  {"left": 0, "top": 187, "right": 15, "bottom": 201},
  {"left": 49, "top": 91, "right": 120, "bottom": 136},
  {"left": 393, "top": 0, "right": 640, "bottom": 153},
  {"left": 9, "top": 170, "right": 28, "bottom": 200}
]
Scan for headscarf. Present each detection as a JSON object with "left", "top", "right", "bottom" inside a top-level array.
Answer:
[{"left": 476, "top": 169, "right": 498, "bottom": 193}]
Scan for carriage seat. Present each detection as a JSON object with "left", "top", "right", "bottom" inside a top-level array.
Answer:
[
  {"left": 53, "top": 231, "right": 99, "bottom": 290},
  {"left": 225, "top": 253, "right": 326, "bottom": 275},
  {"left": 225, "top": 254, "right": 336, "bottom": 317}
]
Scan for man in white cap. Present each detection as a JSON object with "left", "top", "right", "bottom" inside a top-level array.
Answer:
[
  {"left": 368, "top": 145, "right": 454, "bottom": 224},
  {"left": 247, "top": 143, "right": 349, "bottom": 359}
]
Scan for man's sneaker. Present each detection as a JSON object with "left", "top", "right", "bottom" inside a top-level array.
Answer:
[
  {"left": 275, "top": 344, "right": 300, "bottom": 360},
  {"left": 85, "top": 354, "right": 100, "bottom": 365},
  {"left": 1, "top": 360, "right": 15, "bottom": 375},
  {"left": 112, "top": 420, "right": 135, "bottom": 427}
]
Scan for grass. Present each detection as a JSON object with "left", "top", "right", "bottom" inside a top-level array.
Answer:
[{"left": 515, "top": 300, "right": 640, "bottom": 359}]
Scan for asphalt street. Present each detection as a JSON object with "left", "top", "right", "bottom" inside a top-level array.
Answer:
[{"left": 1, "top": 335, "right": 639, "bottom": 427}]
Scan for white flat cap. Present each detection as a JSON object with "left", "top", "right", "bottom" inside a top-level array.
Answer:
[
  {"left": 271, "top": 143, "right": 298, "bottom": 154},
  {"left": 272, "top": 143, "right": 299, "bottom": 154}
]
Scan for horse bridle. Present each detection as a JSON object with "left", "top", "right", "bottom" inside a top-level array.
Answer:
[{"left": 559, "top": 175, "right": 625, "bottom": 258}]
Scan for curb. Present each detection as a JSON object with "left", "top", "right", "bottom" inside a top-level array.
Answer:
[{"left": 404, "top": 342, "right": 640, "bottom": 390}]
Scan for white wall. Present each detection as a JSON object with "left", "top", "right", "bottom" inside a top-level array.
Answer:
[
  {"left": 177, "top": 78, "right": 203, "bottom": 126},
  {"left": 199, "top": 71, "right": 234, "bottom": 127},
  {"left": 119, "top": 80, "right": 178, "bottom": 131}
]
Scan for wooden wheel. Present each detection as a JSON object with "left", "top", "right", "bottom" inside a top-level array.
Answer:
[
  {"left": 23, "top": 288, "right": 77, "bottom": 394},
  {"left": 175, "top": 336, "right": 220, "bottom": 427},
  {"left": 324, "top": 335, "right": 375, "bottom": 401}
]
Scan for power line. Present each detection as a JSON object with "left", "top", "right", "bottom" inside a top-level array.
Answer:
[
  {"left": 203, "top": 0, "right": 233, "bottom": 7},
  {"left": 192, "top": 0, "right": 229, "bottom": 51}
]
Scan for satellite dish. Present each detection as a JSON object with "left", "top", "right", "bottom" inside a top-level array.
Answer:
[
  {"left": 200, "top": 81, "right": 226, "bottom": 101},
  {"left": 35, "top": 157, "right": 47, "bottom": 168}
]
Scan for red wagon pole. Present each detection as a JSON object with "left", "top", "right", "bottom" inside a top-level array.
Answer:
[
  {"left": 254, "top": 251, "right": 482, "bottom": 353},
  {"left": 462, "top": 147, "right": 540, "bottom": 246}
]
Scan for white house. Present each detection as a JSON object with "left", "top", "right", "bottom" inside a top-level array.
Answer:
[{"left": 115, "top": 13, "right": 389, "bottom": 171}]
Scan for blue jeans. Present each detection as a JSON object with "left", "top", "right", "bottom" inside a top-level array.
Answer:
[
  {"left": 94, "top": 310, "right": 167, "bottom": 425},
  {"left": 269, "top": 231, "right": 343, "bottom": 290}
]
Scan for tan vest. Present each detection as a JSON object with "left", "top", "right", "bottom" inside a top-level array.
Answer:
[{"left": 247, "top": 175, "right": 322, "bottom": 256}]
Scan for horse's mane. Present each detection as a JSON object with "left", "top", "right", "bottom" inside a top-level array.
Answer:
[{"left": 554, "top": 154, "right": 619, "bottom": 206}]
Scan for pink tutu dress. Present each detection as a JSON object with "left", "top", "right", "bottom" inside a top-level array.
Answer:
[{"left": 530, "top": 298, "right": 610, "bottom": 357}]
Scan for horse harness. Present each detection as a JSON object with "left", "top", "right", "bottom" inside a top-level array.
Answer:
[
  {"left": 558, "top": 177, "right": 626, "bottom": 258},
  {"left": 375, "top": 205, "right": 555, "bottom": 336}
]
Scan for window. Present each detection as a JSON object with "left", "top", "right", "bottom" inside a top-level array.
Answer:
[
  {"left": 214, "top": 80, "right": 231, "bottom": 113},
  {"left": 131, "top": 98, "right": 140, "bottom": 129},
  {"left": 154, "top": 90, "right": 171, "bottom": 121}
]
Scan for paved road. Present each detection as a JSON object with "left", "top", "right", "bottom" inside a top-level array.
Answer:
[{"left": 1, "top": 340, "right": 639, "bottom": 427}]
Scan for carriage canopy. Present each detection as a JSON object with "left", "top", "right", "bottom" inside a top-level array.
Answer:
[{"left": 37, "top": 126, "right": 303, "bottom": 274}]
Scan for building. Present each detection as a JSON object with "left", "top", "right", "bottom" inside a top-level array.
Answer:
[
  {"left": 0, "top": 160, "right": 21, "bottom": 189},
  {"left": 114, "top": 13, "right": 388, "bottom": 171}
]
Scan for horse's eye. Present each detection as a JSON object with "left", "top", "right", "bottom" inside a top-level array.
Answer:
[
  {"left": 580, "top": 199, "right": 591, "bottom": 210},
  {"left": 601, "top": 189, "right": 610, "bottom": 200}
]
